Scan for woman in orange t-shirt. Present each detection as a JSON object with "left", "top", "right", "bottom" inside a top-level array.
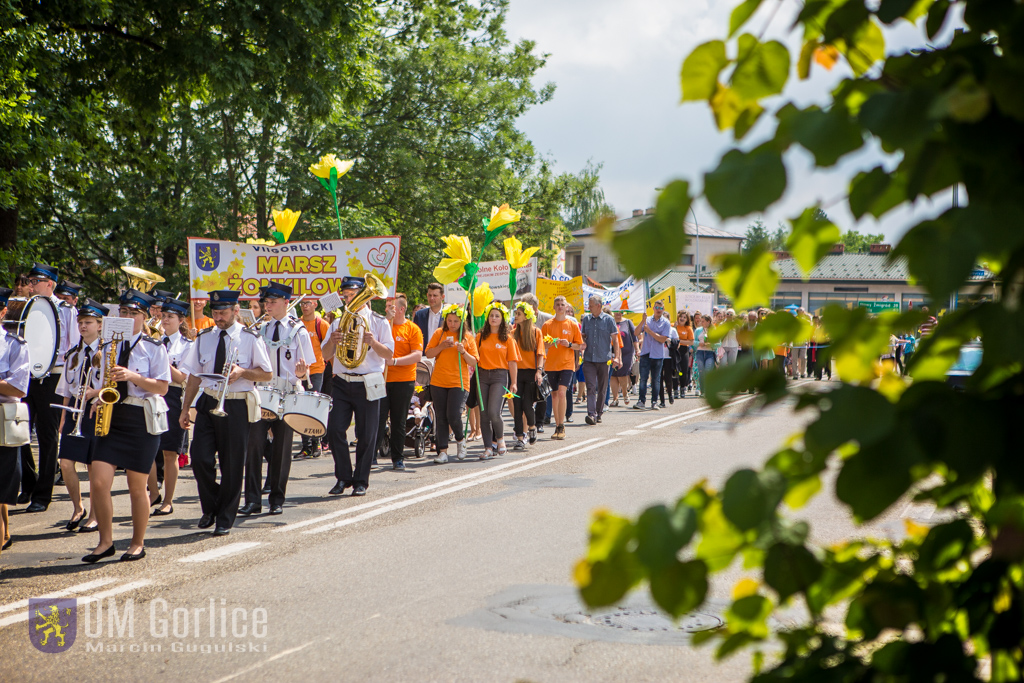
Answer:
[
  {"left": 425, "top": 305, "right": 479, "bottom": 463},
  {"left": 511, "top": 302, "right": 545, "bottom": 448},
  {"left": 475, "top": 303, "right": 522, "bottom": 459}
]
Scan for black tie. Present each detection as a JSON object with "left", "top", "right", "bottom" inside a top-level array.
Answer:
[
  {"left": 272, "top": 321, "right": 281, "bottom": 377},
  {"left": 162, "top": 336, "right": 170, "bottom": 347},
  {"left": 116, "top": 340, "right": 131, "bottom": 402},
  {"left": 215, "top": 330, "right": 228, "bottom": 376},
  {"left": 81, "top": 346, "right": 92, "bottom": 387}
]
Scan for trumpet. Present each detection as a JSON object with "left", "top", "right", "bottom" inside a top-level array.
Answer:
[
  {"left": 209, "top": 344, "right": 239, "bottom": 418},
  {"left": 69, "top": 365, "right": 97, "bottom": 437}
]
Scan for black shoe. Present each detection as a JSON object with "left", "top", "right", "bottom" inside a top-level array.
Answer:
[
  {"left": 238, "top": 503, "right": 261, "bottom": 516},
  {"left": 660, "top": 402, "right": 666, "bottom": 408},
  {"left": 151, "top": 506, "right": 174, "bottom": 517},
  {"left": 596, "top": 415, "right": 603, "bottom": 423},
  {"left": 393, "top": 461, "right": 406, "bottom": 471},
  {"left": 82, "top": 545, "right": 116, "bottom": 564},
  {"left": 26, "top": 502, "right": 47, "bottom": 513},
  {"left": 55, "top": 472, "right": 64, "bottom": 486},
  {"left": 17, "top": 493, "right": 29, "bottom": 505},
  {"left": 329, "top": 481, "right": 348, "bottom": 495},
  {"left": 120, "top": 548, "right": 146, "bottom": 562},
  {"left": 352, "top": 485, "right": 367, "bottom": 496},
  {"left": 197, "top": 513, "right": 215, "bottom": 529},
  {"left": 77, "top": 522, "right": 99, "bottom": 533},
  {"left": 585, "top": 415, "right": 596, "bottom": 425},
  {"left": 213, "top": 526, "right": 231, "bottom": 536},
  {"left": 150, "top": 494, "right": 162, "bottom": 507},
  {"left": 65, "top": 510, "right": 86, "bottom": 531},
  {"left": 536, "top": 425, "right": 545, "bottom": 434},
  {"left": 269, "top": 505, "right": 283, "bottom": 515},
  {"left": 651, "top": 404, "right": 661, "bottom": 410},
  {"left": 261, "top": 484, "right": 271, "bottom": 494},
  {"left": 1, "top": 537, "right": 11, "bottom": 550}
]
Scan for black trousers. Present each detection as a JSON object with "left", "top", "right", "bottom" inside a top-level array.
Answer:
[
  {"left": 328, "top": 377, "right": 381, "bottom": 488},
  {"left": 191, "top": 394, "right": 250, "bottom": 529},
  {"left": 22, "top": 373, "right": 61, "bottom": 506},
  {"left": 429, "top": 385, "right": 466, "bottom": 452},
  {"left": 244, "top": 418, "right": 293, "bottom": 507},
  {"left": 512, "top": 368, "right": 538, "bottom": 437},
  {"left": 377, "top": 380, "right": 415, "bottom": 463}
]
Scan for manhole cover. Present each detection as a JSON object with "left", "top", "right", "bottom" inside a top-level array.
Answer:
[{"left": 595, "top": 609, "right": 722, "bottom": 633}]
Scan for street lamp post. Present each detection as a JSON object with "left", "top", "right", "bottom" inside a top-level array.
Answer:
[{"left": 690, "top": 206, "right": 700, "bottom": 288}]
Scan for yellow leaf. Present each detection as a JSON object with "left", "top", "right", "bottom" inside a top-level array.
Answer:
[
  {"left": 732, "top": 578, "right": 760, "bottom": 600},
  {"left": 904, "top": 519, "right": 929, "bottom": 542},
  {"left": 711, "top": 82, "right": 743, "bottom": 131},
  {"left": 813, "top": 45, "right": 840, "bottom": 71}
]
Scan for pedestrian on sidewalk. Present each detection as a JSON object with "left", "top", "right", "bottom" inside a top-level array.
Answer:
[
  {"left": 633, "top": 300, "right": 671, "bottom": 410},
  {"left": 609, "top": 310, "right": 637, "bottom": 407},
  {"left": 675, "top": 311, "right": 694, "bottom": 397},
  {"left": 580, "top": 295, "right": 621, "bottom": 425},
  {"left": 377, "top": 294, "right": 423, "bottom": 471}
]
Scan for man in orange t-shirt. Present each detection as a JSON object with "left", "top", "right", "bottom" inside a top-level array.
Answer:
[
  {"left": 378, "top": 295, "right": 423, "bottom": 470},
  {"left": 541, "top": 296, "right": 584, "bottom": 440}
]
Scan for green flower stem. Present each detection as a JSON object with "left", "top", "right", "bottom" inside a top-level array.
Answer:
[{"left": 331, "top": 190, "right": 344, "bottom": 239}]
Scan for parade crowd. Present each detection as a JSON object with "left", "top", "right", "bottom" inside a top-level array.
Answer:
[{"left": 0, "top": 265, "right": 933, "bottom": 565}]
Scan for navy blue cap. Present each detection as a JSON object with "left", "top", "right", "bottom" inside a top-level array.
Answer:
[
  {"left": 29, "top": 262, "right": 59, "bottom": 281},
  {"left": 0, "top": 287, "right": 12, "bottom": 307},
  {"left": 119, "top": 288, "right": 156, "bottom": 313},
  {"left": 55, "top": 280, "right": 83, "bottom": 296},
  {"left": 161, "top": 297, "right": 190, "bottom": 317},
  {"left": 259, "top": 281, "right": 293, "bottom": 300},
  {"left": 151, "top": 289, "right": 175, "bottom": 303},
  {"left": 340, "top": 276, "right": 365, "bottom": 291},
  {"left": 209, "top": 290, "right": 241, "bottom": 309},
  {"left": 78, "top": 298, "right": 108, "bottom": 319}
]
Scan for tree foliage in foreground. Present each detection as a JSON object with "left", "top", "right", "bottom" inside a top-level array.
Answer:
[{"left": 577, "top": 0, "right": 1024, "bottom": 679}]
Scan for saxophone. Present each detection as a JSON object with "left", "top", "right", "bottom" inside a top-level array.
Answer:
[{"left": 94, "top": 332, "right": 124, "bottom": 437}]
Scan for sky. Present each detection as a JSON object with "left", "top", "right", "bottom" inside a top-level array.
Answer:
[{"left": 503, "top": 0, "right": 965, "bottom": 242}]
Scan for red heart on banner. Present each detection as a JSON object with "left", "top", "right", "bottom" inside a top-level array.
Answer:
[{"left": 367, "top": 242, "right": 395, "bottom": 270}]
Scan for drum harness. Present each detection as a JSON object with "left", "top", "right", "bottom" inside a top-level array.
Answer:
[{"left": 260, "top": 317, "right": 303, "bottom": 394}]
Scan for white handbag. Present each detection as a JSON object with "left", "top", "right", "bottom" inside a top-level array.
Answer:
[{"left": 0, "top": 402, "right": 30, "bottom": 447}]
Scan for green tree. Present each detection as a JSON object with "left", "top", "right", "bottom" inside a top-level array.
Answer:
[
  {"left": 842, "top": 229, "right": 887, "bottom": 253},
  {"left": 743, "top": 219, "right": 787, "bottom": 253},
  {"left": 579, "top": 1, "right": 1024, "bottom": 679}
]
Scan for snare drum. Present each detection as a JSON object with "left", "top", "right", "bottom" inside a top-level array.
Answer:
[
  {"left": 256, "top": 386, "right": 284, "bottom": 421},
  {"left": 18, "top": 296, "right": 60, "bottom": 379},
  {"left": 281, "top": 391, "right": 332, "bottom": 437}
]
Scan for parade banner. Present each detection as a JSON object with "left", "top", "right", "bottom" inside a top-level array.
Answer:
[
  {"left": 678, "top": 292, "right": 714, "bottom": 315},
  {"left": 187, "top": 236, "right": 400, "bottom": 299},
  {"left": 625, "top": 286, "right": 677, "bottom": 325},
  {"left": 537, "top": 276, "right": 584, "bottom": 314},
  {"left": 444, "top": 258, "right": 538, "bottom": 305}
]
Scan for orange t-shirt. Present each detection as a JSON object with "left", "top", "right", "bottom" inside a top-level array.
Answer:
[
  {"left": 541, "top": 318, "right": 583, "bottom": 372},
  {"left": 512, "top": 327, "right": 545, "bottom": 370},
  {"left": 475, "top": 332, "right": 523, "bottom": 371},
  {"left": 192, "top": 315, "right": 215, "bottom": 331},
  {"left": 427, "top": 329, "right": 479, "bottom": 390},
  {"left": 676, "top": 325, "right": 694, "bottom": 343},
  {"left": 302, "top": 315, "right": 329, "bottom": 374},
  {"left": 389, "top": 319, "right": 424, "bottom": 383}
]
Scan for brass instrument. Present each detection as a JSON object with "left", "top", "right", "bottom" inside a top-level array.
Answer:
[
  {"left": 210, "top": 345, "right": 239, "bottom": 418},
  {"left": 334, "top": 274, "right": 388, "bottom": 369},
  {"left": 94, "top": 332, "right": 124, "bottom": 437},
  {"left": 121, "top": 266, "right": 165, "bottom": 338},
  {"left": 70, "top": 365, "right": 96, "bottom": 438}
]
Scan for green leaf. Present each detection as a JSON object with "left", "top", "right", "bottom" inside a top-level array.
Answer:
[
  {"left": 797, "top": 40, "right": 817, "bottom": 80},
  {"left": 859, "top": 90, "right": 938, "bottom": 151},
  {"left": 876, "top": 0, "right": 920, "bottom": 23},
  {"left": 916, "top": 520, "right": 974, "bottom": 573},
  {"left": 578, "top": 558, "right": 641, "bottom": 607},
  {"left": 681, "top": 41, "right": 730, "bottom": 102},
  {"left": 734, "top": 102, "right": 765, "bottom": 139},
  {"left": 634, "top": 504, "right": 697, "bottom": 570},
  {"left": 704, "top": 145, "right": 786, "bottom": 218},
  {"left": 722, "top": 469, "right": 785, "bottom": 531},
  {"left": 649, "top": 560, "right": 709, "bottom": 618},
  {"left": 764, "top": 543, "right": 823, "bottom": 602},
  {"left": 611, "top": 180, "right": 692, "bottom": 278},
  {"left": 729, "top": 0, "right": 765, "bottom": 37},
  {"left": 930, "top": 74, "right": 991, "bottom": 123},
  {"left": 731, "top": 35, "right": 790, "bottom": 103},
  {"left": 823, "top": 0, "right": 870, "bottom": 43},
  {"left": 786, "top": 207, "right": 842, "bottom": 274},
  {"left": 784, "top": 474, "right": 822, "bottom": 509},
  {"left": 716, "top": 631, "right": 761, "bottom": 660},
  {"left": 836, "top": 432, "right": 922, "bottom": 522},
  {"left": 804, "top": 384, "right": 896, "bottom": 456},
  {"left": 726, "top": 594, "right": 773, "bottom": 637},
  {"left": 926, "top": 0, "right": 950, "bottom": 40},
  {"left": 779, "top": 106, "right": 864, "bottom": 167},
  {"left": 840, "top": 18, "right": 885, "bottom": 76},
  {"left": 893, "top": 215, "right": 975, "bottom": 304},
  {"left": 849, "top": 166, "right": 907, "bottom": 220},
  {"left": 711, "top": 84, "right": 744, "bottom": 131},
  {"left": 696, "top": 500, "right": 746, "bottom": 571},
  {"left": 329, "top": 165, "right": 338, "bottom": 193},
  {"left": 714, "top": 246, "right": 779, "bottom": 310},
  {"left": 752, "top": 310, "right": 812, "bottom": 351}
]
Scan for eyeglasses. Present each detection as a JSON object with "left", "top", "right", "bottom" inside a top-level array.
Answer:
[
  {"left": 27, "top": 277, "right": 48, "bottom": 285},
  {"left": 654, "top": 306, "right": 664, "bottom": 311}
]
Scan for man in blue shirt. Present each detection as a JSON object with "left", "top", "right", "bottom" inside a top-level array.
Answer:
[
  {"left": 580, "top": 295, "right": 622, "bottom": 425},
  {"left": 633, "top": 300, "right": 671, "bottom": 410}
]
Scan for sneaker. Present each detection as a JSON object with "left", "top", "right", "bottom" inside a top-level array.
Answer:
[
  {"left": 536, "top": 424, "right": 545, "bottom": 434},
  {"left": 299, "top": 447, "right": 312, "bottom": 459},
  {"left": 513, "top": 439, "right": 526, "bottom": 452},
  {"left": 585, "top": 415, "right": 596, "bottom": 425},
  {"left": 651, "top": 404, "right": 660, "bottom": 410},
  {"left": 632, "top": 403, "right": 646, "bottom": 410},
  {"left": 393, "top": 461, "right": 406, "bottom": 471},
  {"left": 596, "top": 415, "right": 602, "bottom": 423},
  {"left": 434, "top": 453, "right": 449, "bottom": 464},
  {"left": 565, "top": 416, "right": 574, "bottom": 423},
  {"left": 659, "top": 402, "right": 666, "bottom": 408},
  {"left": 528, "top": 427, "right": 537, "bottom": 444},
  {"left": 456, "top": 440, "right": 467, "bottom": 461},
  {"left": 552, "top": 425, "right": 566, "bottom": 440}
]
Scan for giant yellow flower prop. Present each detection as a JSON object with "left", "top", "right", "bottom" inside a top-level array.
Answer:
[
  {"left": 471, "top": 282, "right": 494, "bottom": 318},
  {"left": 271, "top": 208, "right": 301, "bottom": 243},
  {"left": 487, "top": 203, "right": 522, "bottom": 232},
  {"left": 503, "top": 236, "right": 538, "bottom": 269},
  {"left": 309, "top": 154, "right": 355, "bottom": 238},
  {"left": 432, "top": 235, "right": 474, "bottom": 285}
]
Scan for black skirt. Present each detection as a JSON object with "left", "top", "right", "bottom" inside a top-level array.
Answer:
[
  {"left": 159, "top": 386, "right": 189, "bottom": 454},
  {"left": 58, "top": 406, "right": 97, "bottom": 465},
  {"left": 0, "top": 445, "right": 20, "bottom": 505},
  {"left": 93, "top": 403, "right": 160, "bottom": 474}
]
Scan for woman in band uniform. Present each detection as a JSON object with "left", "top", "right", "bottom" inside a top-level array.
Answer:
[{"left": 0, "top": 287, "right": 30, "bottom": 556}]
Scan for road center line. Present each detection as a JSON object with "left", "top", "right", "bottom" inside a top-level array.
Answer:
[
  {"left": 179, "top": 542, "right": 262, "bottom": 563},
  {"left": 306, "top": 439, "right": 620, "bottom": 534},
  {"left": 276, "top": 438, "right": 604, "bottom": 534},
  {"left": 211, "top": 638, "right": 321, "bottom": 683},
  {"left": 0, "top": 578, "right": 118, "bottom": 616},
  {"left": 649, "top": 380, "right": 812, "bottom": 430}
]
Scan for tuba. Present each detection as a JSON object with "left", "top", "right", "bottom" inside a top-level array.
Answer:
[
  {"left": 121, "top": 266, "right": 165, "bottom": 338},
  {"left": 335, "top": 273, "right": 388, "bottom": 369}
]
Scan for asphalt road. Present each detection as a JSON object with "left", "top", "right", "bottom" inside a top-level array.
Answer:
[{"left": 1, "top": 381, "right": 931, "bottom": 682}]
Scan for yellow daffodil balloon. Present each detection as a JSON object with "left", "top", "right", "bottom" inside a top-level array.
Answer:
[
  {"left": 246, "top": 237, "right": 276, "bottom": 246},
  {"left": 308, "top": 154, "right": 355, "bottom": 180},
  {"left": 271, "top": 208, "right": 301, "bottom": 243},
  {"left": 487, "top": 203, "right": 522, "bottom": 232},
  {"left": 503, "top": 236, "right": 539, "bottom": 269},
  {"left": 471, "top": 282, "right": 494, "bottom": 318},
  {"left": 432, "top": 235, "right": 474, "bottom": 285}
]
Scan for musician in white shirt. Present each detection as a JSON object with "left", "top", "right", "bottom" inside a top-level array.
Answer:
[
  {"left": 0, "top": 287, "right": 30, "bottom": 556},
  {"left": 240, "top": 282, "right": 314, "bottom": 517}
]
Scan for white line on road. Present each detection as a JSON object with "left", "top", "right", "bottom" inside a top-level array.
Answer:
[
  {"left": 305, "top": 439, "right": 620, "bottom": 534},
  {"left": 275, "top": 438, "right": 604, "bottom": 534},
  {"left": 649, "top": 381, "right": 813, "bottom": 431},
  {"left": 179, "top": 542, "right": 262, "bottom": 563},
  {"left": 210, "top": 638, "right": 320, "bottom": 683},
  {"left": 0, "top": 578, "right": 117, "bottom": 616},
  {"left": 616, "top": 429, "right": 642, "bottom": 435},
  {"left": 0, "top": 579, "right": 154, "bottom": 628}
]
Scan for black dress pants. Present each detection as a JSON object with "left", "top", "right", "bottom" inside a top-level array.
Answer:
[
  {"left": 22, "top": 373, "right": 61, "bottom": 506},
  {"left": 191, "top": 394, "right": 250, "bottom": 529},
  {"left": 328, "top": 377, "right": 381, "bottom": 488},
  {"left": 244, "top": 418, "right": 293, "bottom": 507},
  {"left": 377, "top": 380, "right": 415, "bottom": 463}
]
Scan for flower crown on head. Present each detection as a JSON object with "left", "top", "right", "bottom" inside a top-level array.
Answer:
[
  {"left": 483, "top": 301, "right": 510, "bottom": 321},
  {"left": 441, "top": 303, "right": 466, "bottom": 320},
  {"left": 514, "top": 301, "right": 536, "bottom": 322}
]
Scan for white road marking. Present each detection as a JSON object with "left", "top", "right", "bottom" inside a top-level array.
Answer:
[
  {"left": 179, "top": 542, "right": 262, "bottom": 563},
  {"left": 306, "top": 439, "right": 620, "bottom": 534},
  {"left": 649, "top": 381, "right": 813, "bottom": 431},
  {"left": 0, "top": 578, "right": 117, "bottom": 616},
  {"left": 0, "top": 579, "right": 154, "bottom": 628},
  {"left": 210, "top": 638, "right": 320, "bottom": 683},
  {"left": 616, "top": 429, "right": 642, "bottom": 435},
  {"left": 276, "top": 438, "right": 604, "bottom": 533}
]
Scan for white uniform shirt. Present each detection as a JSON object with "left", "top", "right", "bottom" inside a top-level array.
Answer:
[
  {"left": 259, "top": 316, "right": 315, "bottom": 386},
  {"left": 161, "top": 331, "right": 193, "bottom": 384},
  {"left": 179, "top": 322, "right": 272, "bottom": 392},
  {"left": 50, "top": 295, "right": 80, "bottom": 364},
  {"left": 96, "top": 332, "right": 172, "bottom": 399},
  {"left": 426, "top": 308, "right": 442, "bottom": 346},
  {"left": 56, "top": 339, "right": 101, "bottom": 399},
  {"left": 0, "top": 330, "right": 29, "bottom": 403},
  {"left": 322, "top": 307, "right": 394, "bottom": 376}
]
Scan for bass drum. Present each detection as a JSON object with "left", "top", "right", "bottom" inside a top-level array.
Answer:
[
  {"left": 282, "top": 391, "right": 332, "bottom": 437},
  {"left": 20, "top": 296, "right": 60, "bottom": 379}
]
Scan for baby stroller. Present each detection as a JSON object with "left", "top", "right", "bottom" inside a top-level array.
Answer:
[{"left": 405, "top": 359, "right": 436, "bottom": 458}]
